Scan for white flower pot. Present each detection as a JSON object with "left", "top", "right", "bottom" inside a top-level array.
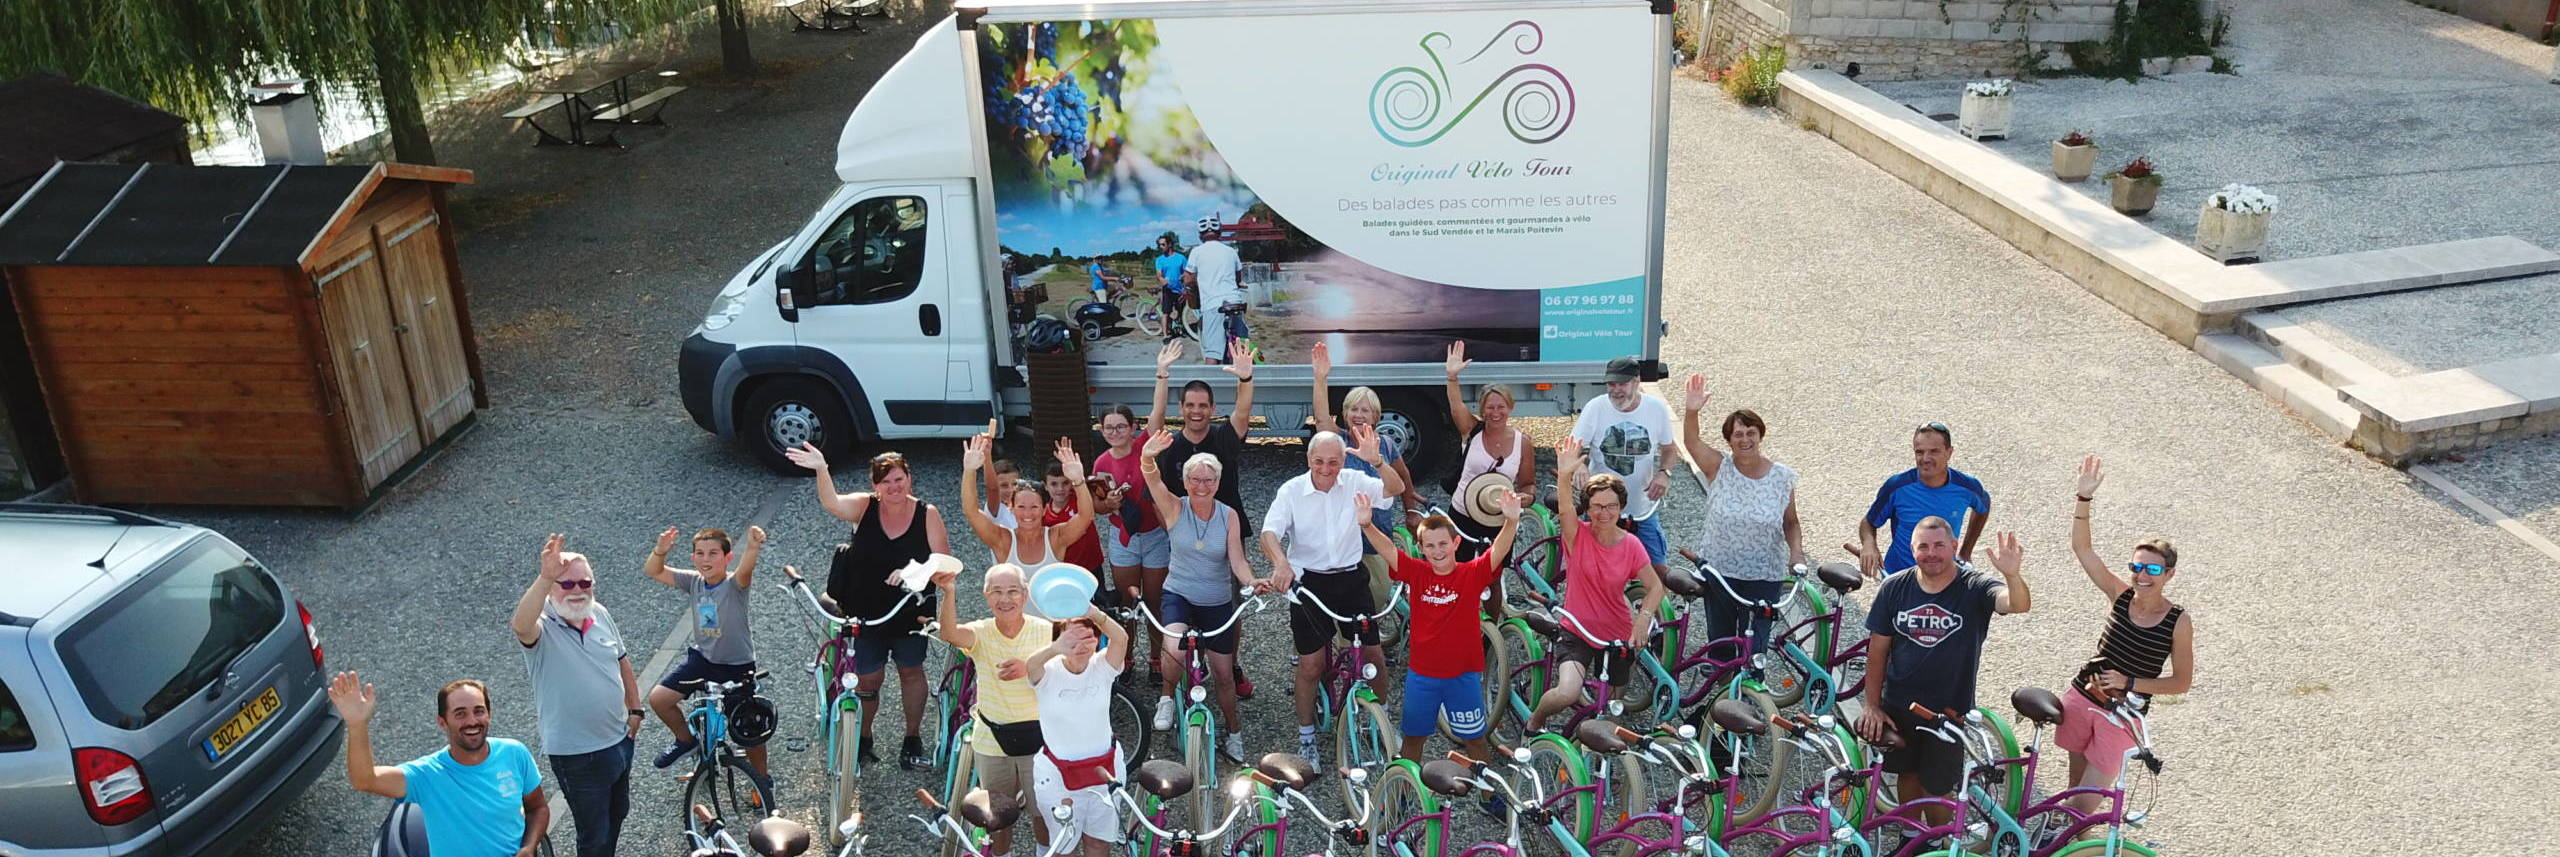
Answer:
[
  {"left": 2052, "top": 143, "right": 2099, "bottom": 181},
  {"left": 1958, "top": 92, "right": 2012, "bottom": 140},
  {"left": 2196, "top": 204, "right": 2271, "bottom": 263}
]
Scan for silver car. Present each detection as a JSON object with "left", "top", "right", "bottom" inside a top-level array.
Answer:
[{"left": 0, "top": 503, "right": 342, "bottom": 856}]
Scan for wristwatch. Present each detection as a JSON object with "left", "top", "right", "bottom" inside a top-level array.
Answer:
[{"left": 628, "top": 708, "right": 645, "bottom": 718}]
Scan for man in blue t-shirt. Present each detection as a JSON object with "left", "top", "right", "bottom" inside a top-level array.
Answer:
[
  {"left": 1849, "top": 422, "right": 1991, "bottom": 578},
  {"left": 332, "top": 672, "right": 550, "bottom": 857},
  {"left": 1151, "top": 233, "right": 1188, "bottom": 338}
]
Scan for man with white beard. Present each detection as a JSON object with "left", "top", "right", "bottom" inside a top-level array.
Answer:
[{"left": 508, "top": 534, "right": 643, "bottom": 857}]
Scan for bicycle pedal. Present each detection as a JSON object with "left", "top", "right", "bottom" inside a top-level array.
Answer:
[{"left": 674, "top": 771, "right": 696, "bottom": 783}]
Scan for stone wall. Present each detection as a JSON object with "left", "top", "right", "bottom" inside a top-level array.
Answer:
[
  {"left": 1790, "top": 34, "right": 2079, "bottom": 80},
  {"left": 1705, "top": 0, "right": 1791, "bottom": 70},
  {"left": 1704, "top": 0, "right": 2128, "bottom": 80}
]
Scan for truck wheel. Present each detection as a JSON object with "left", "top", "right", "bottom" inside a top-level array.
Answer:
[
  {"left": 1379, "top": 389, "right": 1456, "bottom": 487},
  {"left": 741, "top": 376, "right": 858, "bottom": 476}
]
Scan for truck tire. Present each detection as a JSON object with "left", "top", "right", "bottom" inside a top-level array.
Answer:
[
  {"left": 741, "top": 376, "right": 858, "bottom": 476},
  {"left": 1379, "top": 389, "right": 1456, "bottom": 488}
]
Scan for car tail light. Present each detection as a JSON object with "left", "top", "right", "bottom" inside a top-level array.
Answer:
[
  {"left": 74, "top": 747, "right": 153, "bottom": 825},
  {"left": 298, "top": 600, "right": 323, "bottom": 669}
]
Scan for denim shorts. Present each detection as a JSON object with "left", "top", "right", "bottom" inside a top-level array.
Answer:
[
  {"left": 851, "top": 630, "right": 927, "bottom": 674},
  {"left": 1105, "top": 526, "right": 1172, "bottom": 568},
  {"left": 1160, "top": 592, "right": 1238, "bottom": 655},
  {"left": 1400, "top": 670, "right": 1488, "bottom": 739},
  {"left": 1627, "top": 515, "right": 1668, "bottom": 565}
]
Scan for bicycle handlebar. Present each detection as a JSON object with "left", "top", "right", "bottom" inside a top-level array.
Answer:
[
  {"left": 1546, "top": 605, "right": 1630, "bottom": 651},
  {"left": 1676, "top": 549, "right": 1809, "bottom": 612},
  {"left": 1288, "top": 582, "right": 1405, "bottom": 625},
  {"left": 1115, "top": 782, "right": 1256, "bottom": 842},
  {"left": 782, "top": 571, "right": 925, "bottom": 629},
  {"left": 1130, "top": 589, "right": 1266, "bottom": 639}
]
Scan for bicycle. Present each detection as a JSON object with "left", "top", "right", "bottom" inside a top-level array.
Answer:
[
  {"left": 1484, "top": 604, "right": 1679, "bottom": 838},
  {"left": 1125, "top": 588, "right": 1269, "bottom": 837},
  {"left": 1228, "top": 753, "right": 1377, "bottom": 857},
  {"left": 670, "top": 673, "right": 779, "bottom": 847},
  {"left": 1288, "top": 583, "right": 1408, "bottom": 817},
  {"left": 1845, "top": 702, "right": 2026, "bottom": 857},
  {"left": 1112, "top": 757, "right": 1265, "bottom": 856},
  {"left": 911, "top": 787, "right": 1084, "bottom": 857},
  {"left": 682, "top": 803, "right": 823, "bottom": 857},
  {"left": 780, "top": 565, "right": 925, "bottom": 843},
  {"left": 1706, "top": 702, "right": 1878, "bottom": 857},
  {"left": 1919, "top": 688, "right": 2163, "bottom": 857},
  {"left": 1417, "top": 742, "right": 1664, "bottom": 857},
  {"left": 1657, "top": 550, "right": 1865, "bottom": 715}
]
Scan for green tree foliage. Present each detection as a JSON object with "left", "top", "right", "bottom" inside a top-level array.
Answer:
[{"left": 0, "top": 0, "right": 693, "bottom": 163}]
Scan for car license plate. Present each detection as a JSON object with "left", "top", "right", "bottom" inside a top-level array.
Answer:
[{"left": 202, "top": 686, "right": 282, "bottom": 762}]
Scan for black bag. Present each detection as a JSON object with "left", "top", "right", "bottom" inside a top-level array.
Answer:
[{"left": 982, "top": 716, "right": 1045, "bottom": 756}]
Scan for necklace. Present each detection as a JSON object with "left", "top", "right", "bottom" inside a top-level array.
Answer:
[{"left": 1188, "top": 500, "right": 1217, "bottom": 551}]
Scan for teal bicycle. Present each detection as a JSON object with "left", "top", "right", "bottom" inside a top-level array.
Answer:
[
  {"left": 780, "top": 564, "right": 926, "bottom": 845},
  {"left": 669, "top": 672, "right": 777, "bottom": 847},
  {"left": 1124, "top": 587, "right": 1266, "bottom": 839}
]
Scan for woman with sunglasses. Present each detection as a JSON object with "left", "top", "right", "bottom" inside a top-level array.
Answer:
[{"left": 2059, "top": 455, "right": 2196, "bottom": 822}]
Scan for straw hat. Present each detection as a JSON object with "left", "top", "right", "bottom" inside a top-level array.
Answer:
[{"left": 1457, "top": 472, "right": 1517, "bottom": 527}]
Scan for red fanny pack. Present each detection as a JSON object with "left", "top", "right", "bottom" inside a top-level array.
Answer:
[{"left": 1042, "top": 745, "right": 1118, "bottom": 791}]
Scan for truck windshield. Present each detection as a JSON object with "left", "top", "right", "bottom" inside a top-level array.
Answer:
[{"left": 56, "top": 540, "right": 284, "bottom": 730}]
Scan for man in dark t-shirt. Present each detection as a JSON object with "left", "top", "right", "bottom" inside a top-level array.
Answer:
[
  {"left": 1147, "top": 339, "right": 1258, "bottom": 695},
  {"left": 1855, "top": 516, "right": 2032, "bottom": 823}
]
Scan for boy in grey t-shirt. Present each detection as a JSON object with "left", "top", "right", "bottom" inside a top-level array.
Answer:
[{"left": 642, "top": 525, "right": 767, "bottom": 774}]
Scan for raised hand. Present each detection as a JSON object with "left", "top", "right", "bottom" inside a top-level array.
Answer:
[
  {"left": 963, "top": 433, "right": 990, "bottom": 471},
  {"left": 1557, "top": 436, "right": 1586, "bottom": 479},
  {"left": 1445, "top": 341, "right": 1471, "bottom": 380},
  {"left": 327, "top": 671, "right": 377, "bottom": 723},
  {"left": 931, "top": 563, "right": 959, "bottom": 592},
  {"left": 1683, "top": 373, "right": 1710, "bottom": 413},
  {"left": 1055, "top": 437, "right": 1086, "bottom": 481},
  {"left": 1350, "top": 423, "right": 1383, "bottom": 463},
  {"left": 2076, "top": 455, "right": 2105, "bottom": 499},
  {"left": 1499, "top": 490, "right": 1525, "bottom": 521},
  {"left": 784, "top": 442, "right": 829, "bottom": 473},
  {"left": 746, "top": 525, "right": 768, "bottom": 550},
  {"left": 655, "top": 526, "right": 680, "bottom": 557},
  {"left": 1142, "top": 429, "right": 1175, "bottom": 458},
  {"left": 1223, "top": 340, "right": 1253, "bottom": 376},
  {"left": 539, "top": 533, "right": 566, "bottom": 581},
  {"left": 1156, "top": 339, "right": 1185, "bottom": 374},
  {"left": 1311, "top": 341, "right": 1331, "bottom": 380},
  {"left": 1352, "top": 493, "right": 1374, "bottom": 527},
  {"left": 1988, "top": 532, "right": 2025, "bottom": 576},
  {"left": 1056, "top": 621, "right": 1097, "bottom": 649}
]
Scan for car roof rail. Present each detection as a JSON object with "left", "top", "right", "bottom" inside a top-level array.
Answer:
[{"left": 0, "top": 502, "right": 179, "bottom": 529}]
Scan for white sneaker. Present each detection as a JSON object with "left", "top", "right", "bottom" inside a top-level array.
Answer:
[
  {"left": 1297, "top": 736, "right": 1321, "bottom": 768},
  {"left": 1152, "top": 696, "right": 1177, "bottom": 731},
  {"left": 1224, "top": 732, "right": 1248, "bottom": 764}
]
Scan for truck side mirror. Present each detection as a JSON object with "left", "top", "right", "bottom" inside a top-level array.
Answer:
[{"left": 775, "top": 258, "right": 808, "bottom": 322}]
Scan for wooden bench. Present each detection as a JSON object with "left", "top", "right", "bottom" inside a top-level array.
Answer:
[
  {"left": 776, "top": 0, "right": 868, "bottom": 31},
  {"left": 505, "top": 94, "right": 573, "bottom": 145},
  {"left": 593, "top": 86, "right": 685, "bottom": 124}
]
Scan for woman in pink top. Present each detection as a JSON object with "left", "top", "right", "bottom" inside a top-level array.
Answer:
[{"left": 1526, "top": 436, "right": 1666, "bottom": 733}]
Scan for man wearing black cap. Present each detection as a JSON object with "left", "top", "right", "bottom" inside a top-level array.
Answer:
[{"left": 1570, "top": 356, "right": 1682, "bottom": 578}]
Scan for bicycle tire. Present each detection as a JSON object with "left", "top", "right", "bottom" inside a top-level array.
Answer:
[
  {"left": 682, "top": 751, "right": 774, "bottom": 842},
  {"left": 1716, "top": 686, "right": 1792, "bottom": 826},
  {"left": 828, "top": 701, "right": 861, "bottom": 846},
  {"left": 1111, "top": 689, "right": 1154, "bottom": 767},
  {"left": 1443, "top": 620, "right": 1509, "bottom": 742},
  {"left": 1520, "top": 732, "right": 1597, "bottom": 853},
  {"left": 1491, "top": 618, "right": 1547, "bottom": 747},
  {"left": 1184, "top": 719, "right": 1216, "bottom": 832},
  {"left": 1826, "top": 721, "right": 1870, "bottom": 829},
  {"left": 1594, "top": 751, "right": 1653, "bottom": 857},
  {"left": 939, "top": 731, "right": 978, "bottom": 857},
  {"left": 1235, "top": 783, "right": 1283, "bottom": 857},
  {"left": 1370, "top": 759, "right": 1444, "bottom": 857},
  {"left": 1122, "top": 293, "right": 1165, "bottom": 337},
  {"left": 1974, "top": 707, "right": 2027, "bottom": 816},
  {"left": 2046, "top": 837, "right": 2161, "bottom": 857},
  {"left": 1756, "top": 586, "right": 1829, "bottom": 710},
  {"left": 935, "top": 663, "right": 971, "bottom": 769},
  {"left": 1334, "top": 697, "right": 1396, "bottom": 817}
]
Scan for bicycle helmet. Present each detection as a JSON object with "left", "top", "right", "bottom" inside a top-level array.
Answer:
[
  {"left": 1022, "top": 317, "right": 1072, "bottom": 354},
  {"left": 372, "top": 801, "right": 429, "bottom": 857},
  {"left": 1195, "top": 215, "right": 1220, "bottom": 236},
  {"left": 724, "top": 693, "right": 779, "bottom": 749}
]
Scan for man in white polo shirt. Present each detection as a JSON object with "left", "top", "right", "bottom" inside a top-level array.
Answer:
[
  {"left": 1260, "top": 426, "right": 1403, "bottom": 765},
  {"left": 510, "top": 534, "right": 644, "bottom": 857}
]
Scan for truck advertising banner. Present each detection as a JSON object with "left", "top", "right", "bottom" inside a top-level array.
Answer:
[{"left": 977, "top": 7, "right": 1656, "bottom": 367}]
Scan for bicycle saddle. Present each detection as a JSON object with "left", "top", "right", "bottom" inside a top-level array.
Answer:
[
  {"left": 748, "top": 816, "right": 813, "bottom": 857},
  {"left": 1660, "top": 566, "right": 1706, "bottom": 599},
  {"left": 957, "top": 788, "right": 1022, "bottom": 832},
  {"left": 1814, "top": 562, "right": 1864, "bottom": 594},
  {"left": 1254, "top": 752, "right": 1323, "bottom": 791},
  {"left": 1709, "top": 699, "right": 1768, "bottom": 736},
  {"left": 2010, "top": 687, "right": 2065, "bottom": 726},
  {"left": 1572, "top": 719, "right": 1631, "bottom": 756},
  {"left": 1517, "top": 610, "right": 1563, "bottom": 640},
  {"left": 1420, "top": 760, "right": 1476, "bottom": 798},
  {"left": 1134, "top": 759, "right": 1197, "bottom": 800}
]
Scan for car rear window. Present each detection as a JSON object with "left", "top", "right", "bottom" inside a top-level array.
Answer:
[
  {"left": 0, "top": 681, "right": 32, "bottom": 751},
  {"left": 57, "top": 539, "right": 284, "bottom": 730}
]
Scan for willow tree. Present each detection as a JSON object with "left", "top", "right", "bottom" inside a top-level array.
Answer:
[{"left": 0, "top": 0, "right": 691, "bottom": 164}]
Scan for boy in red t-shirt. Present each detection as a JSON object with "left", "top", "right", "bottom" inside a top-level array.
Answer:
[{"left": 1359, "top": 490, "right": 1523, "bottom": 763}]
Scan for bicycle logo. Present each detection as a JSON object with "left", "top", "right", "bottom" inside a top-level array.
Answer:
[{"left": 1368, "top": 20, "right": 1578, "bottom": 148}]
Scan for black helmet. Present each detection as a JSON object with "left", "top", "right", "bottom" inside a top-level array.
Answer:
[
  {"left": 724, "top": 692, "right": 778, "bottom": 748},
  {"left": 1023, "top": 317, "right": 1073, "bottom": 354}
]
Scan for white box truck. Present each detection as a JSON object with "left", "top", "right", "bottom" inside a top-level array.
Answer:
[{"left": 679, "top": 0, "right": 1674, "bottom": 475}]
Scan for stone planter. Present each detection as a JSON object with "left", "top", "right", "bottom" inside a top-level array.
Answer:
[
  {"left": 2195, "top": 203, "right": 2271, "bottom": 263},
  {"left": 2052, "top": 142, "right": 2099, "bottom": 182},
  {"left": 1958, "top": 92, "right": 2012, "bottom": 140},
  {"left": 2109, "top": 175, "right": 2162, "bottom": 216}
]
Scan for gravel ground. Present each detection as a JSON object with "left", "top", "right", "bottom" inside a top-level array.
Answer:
[{"left": 128, "top": 4, "right": 2560, "bottom": 856}]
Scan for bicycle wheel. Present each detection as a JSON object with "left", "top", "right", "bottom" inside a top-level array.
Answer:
[
  {"left": 1444, "top": 620, "right": 1510, "bottom": 742},
  {"left": 683, "top": 751, "right": 774, "bottom": 840},
  {"left": 1183, "top": 718, "right": 1216, "bottom": 831},
  {"left": 1974, "top": 707, "right": 2027, "bottom": 816},
  {"left": 1519, "top": 732, "right": 1596, "bottom": 852},
  {"left": 1333, "top": 697, "right": 1396, "bottom": 816},
  {"left": 938, "top": 733, "right": 978, "bottom": 857},
  {"left": 1715, "top": 686, "right": 1793, "bottom": 826},
  {"left": 935, "top": 664, "right": 971, "bottom": 763},
  {"left": 1593, "top": 750, "right": 1653, "bottom": 857},
  {"left": 1490, "top": 618, "right": 1547, "bottom": 747},
  {"left": 1370, "top": 759, "right": 1444, "bottom": 857},
  {"left": 1824, "top": 722, "right": 1870, "bottom": 829},
  {"left": 828, "top": 700, "right": 861, "bottom": 845},
  {"left": 1110, "top": 689, "right": 1154, "bottom": 766},
  {"left": 1121, "top": 293, "right": 1165, "bottom": 337},
  {"left": 1234, "top": 783, "right": 1283, "bottom": 857},
  {"left": 2046, "top": 837, "right": 2161, "bottom": 857}
]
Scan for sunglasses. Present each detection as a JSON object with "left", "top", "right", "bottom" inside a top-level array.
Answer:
[
  {"left": 556, "top": 579, "right": 595, "bottom": 590},
  {"left": 1916, "top": 421, "right": 1953, "bottom": 442},
  {"left": 2125, "top": 562, "right": 2169, "bottom": 576}
]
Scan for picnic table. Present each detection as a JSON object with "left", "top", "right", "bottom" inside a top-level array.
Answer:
[{"left": 504, "top": 61, "right": 687, "bottom": 147}]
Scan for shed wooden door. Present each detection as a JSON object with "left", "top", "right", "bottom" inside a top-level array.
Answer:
[
  {"left": 376, "top": 212, "right": 474, "bottom": 439},
  {"left": 314, "top": 249, "right": 423, "bottom": 488}
]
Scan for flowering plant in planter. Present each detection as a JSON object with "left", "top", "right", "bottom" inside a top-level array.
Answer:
[
  {"left": 2051, "top": 130, "right": 2098, "bottom": 181},
  {"left": 2057, "top": 130, "right": 2092, "bottom": 146},
  {"left": 2105, "top": 157, "right": 2161, "bottom": 184},
  {"left": 2206, "top": 183, "right": 2279, "bottom": 214},
  {"left": 2104, "top": 157, "right": 2163, "bottom": 215},
  {"left": 1964, "top": 78, "right": 2015, "bottom": 96}
]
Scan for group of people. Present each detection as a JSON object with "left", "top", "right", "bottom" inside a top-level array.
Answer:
[{"left": 320, "top": 342, "right": 2196, "bottom": 857}]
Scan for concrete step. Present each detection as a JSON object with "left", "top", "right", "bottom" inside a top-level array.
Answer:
[
  {"left": 2196, "top": 333, "right": 2365, "bottom": 440},
  {"left": 2233, "top": 310, "right": 2397, "bottom": 391},
  {"left": 2209, "top": 236, "right": 2560, "bottom": 312}
]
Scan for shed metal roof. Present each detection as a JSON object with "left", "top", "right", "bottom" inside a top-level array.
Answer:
[
  {"left": 0, "top": 72, "right": 188, "bottom": 190},
  {"left": 0, "top": 162, "right": 374, "bottom": 267}
]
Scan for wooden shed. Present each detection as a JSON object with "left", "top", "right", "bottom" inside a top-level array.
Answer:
[{"left": 0, "top": 161, "right": 486, "bottom": 509}]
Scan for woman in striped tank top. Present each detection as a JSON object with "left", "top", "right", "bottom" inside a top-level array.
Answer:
[{"left": 2061, "top": 456, "right": 2196, "bottom": 820}]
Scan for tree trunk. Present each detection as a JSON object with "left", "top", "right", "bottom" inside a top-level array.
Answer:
[
  {"left": 370, "top": 27, "right": 437, "bottom": 164},
  {"left": 718, "top": 0, "right": 755, "bottom": 77}
]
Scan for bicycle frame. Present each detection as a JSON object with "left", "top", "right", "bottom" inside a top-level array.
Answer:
[
  {"left": 911, "top": 788, "right": 1083, "bottom": 857},
  {"left": 1291, "top": 584, "right": 1403, "bottom": 740},
  {"left": 1853, "top": 706, "right": 1996, "bottom": 857},
  {"left": 1132, "top": 589, "right": 1265, "bottom": 736},
  {"left": 1438, "top": 750, "right": 1608, "bottom": 857},
  {"left": 1583, "top": 727, "right": 1733, "bottom": 857},
  {"left": 1961, "top": 699, "right": 2160, "bottom": 857},
  {"left": 1227, "top": 767, "right": 1375, "bottom": 857},
  {"left": 1739, "top": 715, "right": 1876, "bottom": 857},
  {"left": 781, "top": 572, "right": 926, "bottom": 773}
]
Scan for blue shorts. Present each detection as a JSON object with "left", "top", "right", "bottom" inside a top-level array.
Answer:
[
  {"left": 659, "top": 649, "right": 756, "bottom": 694},
  {"left": 1401, "top": 670, "right": 1488, "bottom": 739},
  {"left": 851, "top": 630, "right": 927, "bottom": 674},
  {"left": 1106, "top": 526, "right": 1172, "bottom": 569},
  {"left": 1160, "top": 593, "right": 1238, "bottom": 655},
  {"left": 1627, "top": 515, "right": 1668, "bottom": 565}
]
